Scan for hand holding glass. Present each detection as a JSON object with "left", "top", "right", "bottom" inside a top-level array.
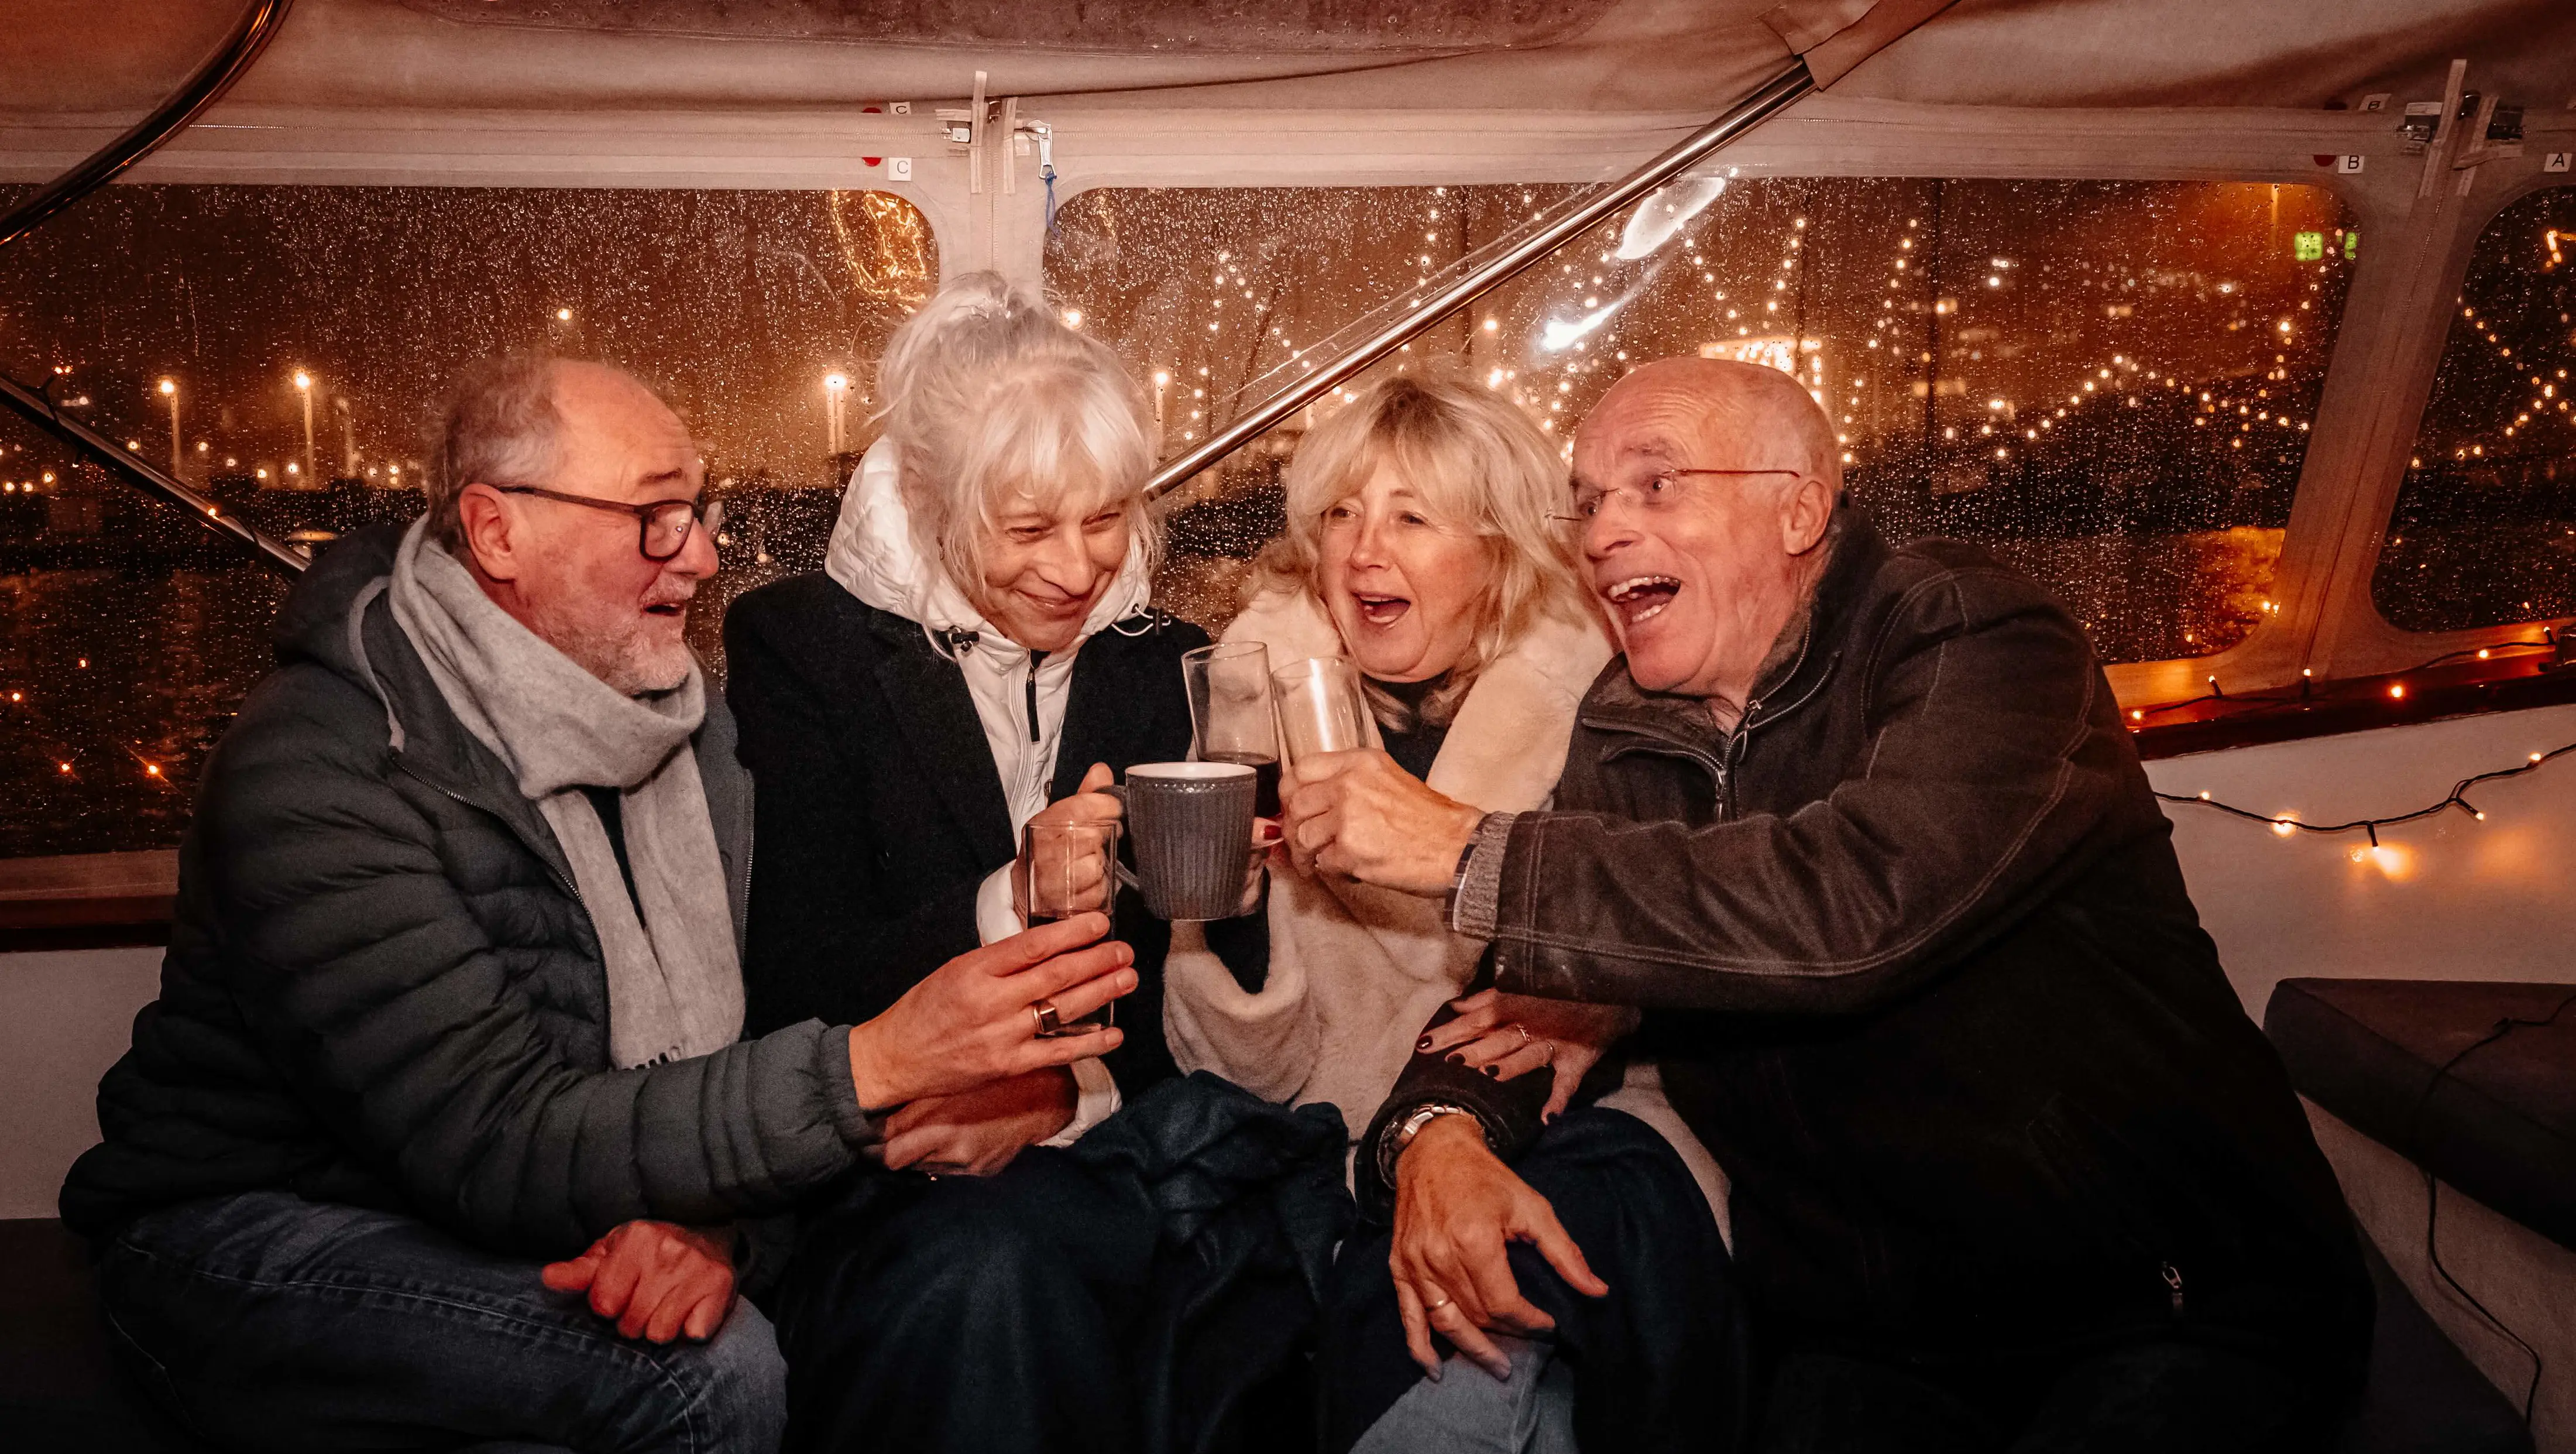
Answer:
[
  {"left": 1272, "top": 655, "right": 1373, "bottom": 767},
  {"left": 1016, "top": 821, "right": 1121, "bottom": 1034},
  {"left": 1183, "top": 642, "right": 1282, "bottom": 817}
]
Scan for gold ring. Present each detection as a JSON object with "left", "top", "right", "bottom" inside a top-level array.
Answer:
[
  {"left": 1512, "top": 1023, "right": 1531, "bottom": 1048},
  {"left": 1032, "top": 999, "right": 1064, "bottom": 1037},
  {"left": 1424, "top": 1293, "right": 1452, "bottom": 1312}
]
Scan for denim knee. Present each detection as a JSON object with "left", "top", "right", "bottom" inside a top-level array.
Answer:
[{"left": 683, "top": 1299, "right": 788, "bottom": 1454}]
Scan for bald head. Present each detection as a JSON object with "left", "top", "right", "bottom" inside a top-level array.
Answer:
[
  {"left": 1581, "top": 356, "right": 1839, "bottom": 494},
  {"left": 1569, "top": 356, "right": 1839, "bottom": 715}
]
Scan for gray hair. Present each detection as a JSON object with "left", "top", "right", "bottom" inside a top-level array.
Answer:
[
  {"left": 875, "top": 272, "right": 1157, "bottom": 587},
  {"left": 427, "top": 354, "right": 566, "bottom": 552}
]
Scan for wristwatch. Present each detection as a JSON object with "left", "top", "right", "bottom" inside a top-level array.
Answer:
[{"left": 1378, "top": 1102, "right": 1484, "bottom": 1188}]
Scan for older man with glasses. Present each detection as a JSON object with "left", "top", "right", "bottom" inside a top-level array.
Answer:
[
  {"left": 1286, "top": 357, "right": 2374, "bottom": 1453},
  {"left": 61, "top": 355, "right": 1136, "bottom": 1453}
]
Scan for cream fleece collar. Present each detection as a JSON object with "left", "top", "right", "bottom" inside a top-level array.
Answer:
[{"left": 1224, "top": 587, "right": 1612, "bottom": 812}]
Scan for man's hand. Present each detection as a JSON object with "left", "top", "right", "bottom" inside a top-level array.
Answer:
[
  {"left": 1280, "top": 749, "right": 1483, "bottom": 897},
  {"left": 541, "top": 1220, "right": 737, "bottom": 1343},
  {"left": 1423, "top": 989, "right": 1641, "bottom": 1121},
  {"left": 1390, "top": 1116, "right": 1608, "bottom": 1380},
  {"left": 848, "top": 913, "right": 1132, "bottom": 1109},
  {"left": 883, "top": 1067, "right": 1079, "bottom": 1175}
]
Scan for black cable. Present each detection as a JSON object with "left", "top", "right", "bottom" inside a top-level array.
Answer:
[
  {"left": 2403, "top": 988, "right": 2576, "bottom": 1427},
  {"left": 2155, "top": 741, "right": 2576, "bottom": 839}
]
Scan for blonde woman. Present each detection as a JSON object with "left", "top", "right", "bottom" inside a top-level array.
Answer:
[
  {"left": 1165, "top": 372, "right": 1625, "bottom": 1146},
  {"left": 1161, "top": 374, "right": 1742, "bottom": 1453}
]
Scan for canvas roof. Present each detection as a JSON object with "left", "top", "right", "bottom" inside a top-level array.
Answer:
[{"left": 12, "top": 0, "right": 2571, "bottom": 121}]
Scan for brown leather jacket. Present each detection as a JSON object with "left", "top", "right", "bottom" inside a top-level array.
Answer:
[{"left": 1365, "top": 507, "right": 2370, "bottom": 1388}]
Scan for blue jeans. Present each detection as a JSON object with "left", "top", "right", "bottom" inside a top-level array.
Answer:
[
  {"left": 95, "top": 1190, "right": 785, "bottom": 1454},
  {"left": 1324, "top": 1107, "right": 1751, "bottom": 1454}
]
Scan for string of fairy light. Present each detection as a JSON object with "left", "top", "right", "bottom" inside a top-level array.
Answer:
[{"left": 2159, "top": 738, "right": 2576, "bottom": 873}]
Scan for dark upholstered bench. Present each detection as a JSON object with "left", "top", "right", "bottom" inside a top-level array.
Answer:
[
  {"left": 2267, "top": 978, "right": 2576, "bottom": 1251},
  {"left": 0, "top": 1219, "right": 212, "bottom": 1453},
  {"left": 2265, "top": 977, "right": 2576, "bottom": 1454}
]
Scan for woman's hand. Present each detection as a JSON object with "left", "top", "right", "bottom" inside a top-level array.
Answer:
[
  {"left": 1015, "top": 763, "right": 1124, "bottom": 920},
  {"left": 1279, "top": 749, "right": 1483, "bottom": 896},
  {"left": 1422, "top": 989, "right": 1641, "bottom": 1121},
  {"left": 847, "top": 913, "right": 1131, "bottom": 1109},
  {"left": 1389, "top": 1116, "right": 1607, "bottom": 1380},
  {"left": 883, "top": 1067, "right": 1079, "bottom": 1175},
  {"left": 541, "top": 1220, "right": 737, "bottom": 1343}
]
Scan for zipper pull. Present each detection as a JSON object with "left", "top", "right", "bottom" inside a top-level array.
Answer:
[{"left": 2161, "top": 1261, "right": 2184, "bottom": 1318}]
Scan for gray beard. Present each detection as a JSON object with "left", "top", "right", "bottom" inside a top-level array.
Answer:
[{"left": 533, "top": 605, "right": 693, "bottom": 697}]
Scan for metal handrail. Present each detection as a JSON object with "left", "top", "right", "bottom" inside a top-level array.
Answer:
[
  {"left": 0, "top": 0, "right": 296, "bottom": 250},
  {"left": 0, "top": 0, "right": 309, "bottom": 575},
  {"left": 1142, "top": 58, "right": 1815, "bottom": 500},
  {"left": 0, "top": 373, "right": 310, "bottom": 575}
]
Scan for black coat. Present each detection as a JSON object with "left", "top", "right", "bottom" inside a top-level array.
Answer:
[
  {"left": 1369, "top": 509, "right": 2371, "bottom": 1390},
  {"left": 724, "top": 572, "right": 1198, "bottom": 1095},
  {"left": 61, "top": 526, "right": 873, "bottom": 1253}
]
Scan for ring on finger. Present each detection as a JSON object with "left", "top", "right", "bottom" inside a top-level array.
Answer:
[
  {"left": 1031, "top": 999, "right": 1064, "bottom": 1037},
  {"left": 1512, "top": 1023, "right": 1531, "bottom": 1048},
  {"left": 1423, "top": 1291, "right": 1452, "bottom": 1312}
]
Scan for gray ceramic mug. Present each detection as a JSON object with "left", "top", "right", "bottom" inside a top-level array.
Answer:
[{"left": 1104, "top": 762, "right": 1260, "bottom": 921}]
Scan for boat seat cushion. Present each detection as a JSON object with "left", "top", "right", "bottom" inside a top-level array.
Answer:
[{"left": 2265, "top": 979, "right": 2576, "bottom": 1252}]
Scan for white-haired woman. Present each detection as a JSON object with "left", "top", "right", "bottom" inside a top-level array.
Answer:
[
  {"left": 1160, "top": 374, "right": 1744, "bottom": 1452},
  {"left": 724, "top": 274, "right": 1214, "bottom": 1450}
]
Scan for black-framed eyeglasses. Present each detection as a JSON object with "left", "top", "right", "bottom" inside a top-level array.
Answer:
[
  {"left": 1557, "top": 467, "right": 1802, "bottom": 523},
  {"left": 487, "top": 483, "right": 724, "bottom": 561}
]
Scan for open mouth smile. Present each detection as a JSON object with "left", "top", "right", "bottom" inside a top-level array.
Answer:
[
  {"left": 1352, "top": 592, "right": 1412, "bottom": 627},
  {"left": 1603, "top": 575, "right": 1681, "bottom": 626}
]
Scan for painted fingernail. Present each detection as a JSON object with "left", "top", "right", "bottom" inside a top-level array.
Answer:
[
  {"left": 1482, "top": 1064, "right": 1500, "bottom": 1078},
  {"left": 1417, "top": 1036, "right": 1434, "bottom": 1051},
  {"left": 1445, "top": 1053, "right": 1464, "bottom": 1065}
]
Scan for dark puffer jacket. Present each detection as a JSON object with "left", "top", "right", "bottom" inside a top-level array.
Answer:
[
  {"left": 1370, "top": 508, "right": 2371, "bottom": 1391},
  {"left": 60, "top": 525, "right": 874, "bottom": 1256}
]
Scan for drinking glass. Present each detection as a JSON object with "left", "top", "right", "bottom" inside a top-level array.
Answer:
[
  {"left": 1181, "top": 642, "right": 1281, "bottom": 817},
  {"left": 1272, "top": 655, "right": 1374, "bottom": 768},
  {"left": 1018, "top": 820, "right": 1121, "bottom": 1033}
]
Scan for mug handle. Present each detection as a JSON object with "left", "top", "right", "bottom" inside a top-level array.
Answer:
[{"left": 1093, "top": 784, "right": 1142, "bottom": 893}]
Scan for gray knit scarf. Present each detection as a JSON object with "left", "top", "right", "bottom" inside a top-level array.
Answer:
[{"left": 388, "top": 520, "right": 743, "bottom": 1068}]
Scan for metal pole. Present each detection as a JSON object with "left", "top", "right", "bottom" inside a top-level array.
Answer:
[
  {"left": 297, "top": 375, "right": 317, "bottom": 488},
  {"left": 0, "top": 0, "right": 296, "bottom": 252},
  {"left": 1143, "top": 59, "right": 1815, "bottom": 500},
  {"left": 163, "top": 380, "right": 182, "bottom": 478},
  {"left": 0, "top": 373, "right": 308, "bottom": 575}
]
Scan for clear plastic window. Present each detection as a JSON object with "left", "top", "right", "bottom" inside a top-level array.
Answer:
[
  {"left": 0, "top": 184, "right": 933, "bottom": 858},
  {"left": 2373, "top": 187, "right": 2576, "bottom": 633},
  {"left": 1052, "top": 179, "right": 2355, "bottom": 660}
]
